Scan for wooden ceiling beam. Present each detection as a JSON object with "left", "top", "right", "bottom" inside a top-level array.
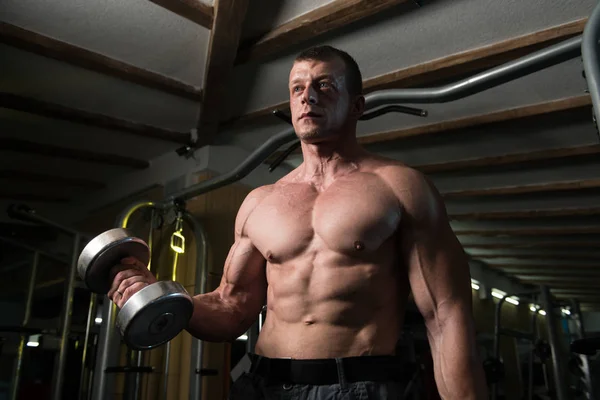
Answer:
[
  {"left": 420, "top": 142, "right": 600, "bottom": 175},
  {"left": 1, "top": 92, "right": 191, "bottom": 144},
  {"left": 225, "top": 18, "right": 586, "bottom": 127},
  {"left": 472, "top": 253, "right": 600, "bottom": 261},
  {"left": 455, "top": 227, "right": 600, "bottom": 236},
  {"left": 443, "top": 178, "right": 600, "bottom": 198},
  {"left": 0, "top": 22, "right": 202, "bottom": 101},
  {"left": 552, "top": 288, "right": 600, "bottom": 294},
  {"left": 0, "top": 170, "right": 105, "bottom": 189},
  {"left": 503, "top": 270, "right": 600, "bottom": 276},
  {"left": 485, "top": 263, "right": 599, "bottom": 270},
  {"left": 1, "top": 138, "right": 149, "bottom": 169},
  {"left": 451, "top": 206, "right": 600, "bottom": 220},
  {"left": 148, "top": 0, "right": 213, "bottom": 29},
  {"left": 463, "top": 242, "right": 599, "bottom": 249},
  {"left": 518, "top": 276, "right": 600, "bottom": 283},
  {"left": 195, "top": 0, "right": 249, "bottom": 146},
  {"left": 236, "top": 0, "right": 410, "bottom": 64}
]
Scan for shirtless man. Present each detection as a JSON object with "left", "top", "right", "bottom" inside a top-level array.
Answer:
[{"left": 109, "top": 46, "right": 488, "bottom": 399}]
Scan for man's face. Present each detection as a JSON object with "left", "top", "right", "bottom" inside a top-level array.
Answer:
[{"left": 289, "top": 58, "right": 355, "bottom": 143}]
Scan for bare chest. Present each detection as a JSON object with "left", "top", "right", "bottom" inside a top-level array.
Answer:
[{"left": 246, "top": 173, "right": 402, "bottom": 262}]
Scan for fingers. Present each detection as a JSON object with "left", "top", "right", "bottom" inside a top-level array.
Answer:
[
  {"left": 114, "top": 280, "right": 149, "bottom": 308},
  {"left": 108, "top": 269, "right": 140, "bottom": 300}
]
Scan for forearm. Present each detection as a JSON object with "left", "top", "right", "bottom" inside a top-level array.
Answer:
[
  {"left": 186, "top": 291, "right": 253, "bottom": 342},
  {"left": 428, "top": 309, "right": 488, "bottom": 400}
]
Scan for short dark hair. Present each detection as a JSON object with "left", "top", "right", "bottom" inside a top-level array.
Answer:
[{"left": 294, "top": 45, "right": 363, "bottom": 96}]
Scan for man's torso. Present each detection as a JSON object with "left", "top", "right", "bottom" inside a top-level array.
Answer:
[{"left": 246, "top": 158, "right": 411, "bottom": 359}]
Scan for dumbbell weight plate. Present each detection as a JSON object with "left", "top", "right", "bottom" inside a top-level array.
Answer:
[
  {"left": 117, "top": 280, "right": 194, "bottom": 350},
  {"left": 78, "top": 228, "right": 150, "bottom": 294}
]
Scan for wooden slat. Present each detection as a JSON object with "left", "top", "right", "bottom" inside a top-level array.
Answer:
[
  {"left": 0, "top": 22, "right": 202, "bottom": 100},
  {"left": 455, "top": 227, "right": 600, "bottom": 236},
  {"left": 236, "top": 0, "right": 409, "bottom": 64},
  {"left": 463, "top": 242, "right": 599, "bottom": 249},
  {"left": 443, "top": 178, "right": 600, "bottom": 198},
  {"left": 502, "top": 270, "right": 600, "bottom": 276},
  {"left": 148, "top": 0, "right": 213, "bottom": 29},
  {"left": 551, "top": 288, "right": 600, "bottom": 294},
  {"left": 1, "top": 92, "right": 191, "bottom": 144},
  {"left": 472, "top": 253, "right": 600, "bottom": 261},
  {"left": 196, "top": 0, "right": 249, "bottom": 146},
  {"left": 225, "top": 18, "right": 586, "bottom": 126},
  {"left": 1, "top": 138, "right": 149, "bottom": 169},
  {"left": 486, "top": 263, "right": 599, "bottom": 270},
  {"left": 0, "top": 192, "right": 68, "bottom": 203},
  {"left": 418, "top": 139, "right": 598, "bottom": 174},
  {"left": 451, "top": 206, "right": 600, "bottom": 220},
  {"left": 518, "top": 277, "right": 600, "bottom": 283},
  {"left": 0, "top": 170, "right": 105, "bottom": 189}
]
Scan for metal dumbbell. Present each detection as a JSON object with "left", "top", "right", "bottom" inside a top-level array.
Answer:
[{"left": 78, "top": 228, "right": 194, "bottom": 350}]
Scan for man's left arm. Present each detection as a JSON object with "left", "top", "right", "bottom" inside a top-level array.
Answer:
[{"left": 388, "top": 168, "right": 488, "bottom": 399}]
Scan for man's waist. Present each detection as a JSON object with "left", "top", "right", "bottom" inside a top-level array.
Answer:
[{"left": 247, "top": 353, "right": 414, "bottom": 385}]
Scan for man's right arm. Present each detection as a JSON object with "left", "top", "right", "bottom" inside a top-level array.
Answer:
[{"left": 186, "top": 187, "right": 269, "bottom": 342}]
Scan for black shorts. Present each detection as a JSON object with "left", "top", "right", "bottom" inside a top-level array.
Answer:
[{"left": 228, "top": 354, "right": 412, "bottom": 400}]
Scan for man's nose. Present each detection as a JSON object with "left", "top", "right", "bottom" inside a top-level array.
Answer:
[{"left": 302, "top": 86, "right": 318, "bottom": 105}]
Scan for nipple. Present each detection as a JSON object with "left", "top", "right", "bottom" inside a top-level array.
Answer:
[{"left": 354, "top": 241, "right": 365, "bottom": 251}]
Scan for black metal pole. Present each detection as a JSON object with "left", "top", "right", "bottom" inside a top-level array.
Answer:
[
  {"left": 51, "top": 233, "right": 81, "bottom": 400},
  {"left": 364, "top": 36, "right": 582, "bottom": 109},
  {"left": 185, "top": 212, "right": 209, "bottom": 400},
  {"left": 582, "top": 2, "right": 600, "bottom": 131},
  {"left": 539, "top": 286, "right": 568, "bottom": 400}
]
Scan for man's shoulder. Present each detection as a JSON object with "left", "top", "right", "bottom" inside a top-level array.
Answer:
[
  {"left": 365, "top": 154, "right": 427, "bottom": 188},
  {"left": 365, "top": 155, "right": 442, "bottom": 212}
]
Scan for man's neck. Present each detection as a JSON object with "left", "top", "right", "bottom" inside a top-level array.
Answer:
[{"left": 298, "top": 134, "right": 366, "bottom": 188}]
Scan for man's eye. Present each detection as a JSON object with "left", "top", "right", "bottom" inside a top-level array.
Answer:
[
  {"left": 293, "top": 86, "right": 302, "bottom": 92},
  {"left": 319, "top": 82, "right": 330, "bottom": 88}
]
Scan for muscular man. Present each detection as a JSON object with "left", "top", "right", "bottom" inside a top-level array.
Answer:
[{"left": 109, "top": 46, "right": 488, "bottom": 399}]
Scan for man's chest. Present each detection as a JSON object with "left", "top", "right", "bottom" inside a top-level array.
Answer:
[{"left": 245, "top": 174, "right": 402, "bottom": 262}]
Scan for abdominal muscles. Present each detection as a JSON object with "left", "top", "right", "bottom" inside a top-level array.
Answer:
[{"left": 255, "top": 239, "right": 405, "bottom": 359}]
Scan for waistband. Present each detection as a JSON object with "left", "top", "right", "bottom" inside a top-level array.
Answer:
[{"left": 248, "top": 354, "right": 414, "bottom": 385}]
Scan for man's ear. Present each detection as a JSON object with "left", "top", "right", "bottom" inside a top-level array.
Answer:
[{"left": 350, "top": 95, "right": 365, "bottom": 119}]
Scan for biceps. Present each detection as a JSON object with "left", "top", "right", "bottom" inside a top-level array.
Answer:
[{"left": 218, "top": 237, "right": 267, "bottom": 310}]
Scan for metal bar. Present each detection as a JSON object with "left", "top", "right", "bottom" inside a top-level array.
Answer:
[
  {"left": 10, "top": 252, "right": 39, "bottom": 400},
  {"left": 185, "top": 212, "right": 209, "bottom": 400},
  {"left": 582, "top": 2, "right": 600, "bottom": 131},
  {"left": 91, "top": 301, "right": 120, "bottom": 400},
  {"left": 528, "top": 307, "right": 538, "bottom": 400},
  {"left": 51, "top": 233, "right": 81, "bottom": 400},
  {"left": 79, "top": 293, "right": 97, "bottom": 400},
  {"left": 364, "top": 36, "right": 582, "bottom": 110},
  {"left": 161, "top": 126, "right": 296, "bottom": 206},
  {"left": 0, "top": 236, "right": 69, "bottom": 265},
  {"left": 491, "top": 295, "right": 506, "bottom": 400},
  {"left": 540, "top": 285, "right": 568, "bottom": 400},
  {"left": 92, "top": 202, "right": 157, "bottom": 400},
  {"left": 126, "top": 207, "right": 156, "bottom": 400},
  {"left": 162, "top": 249, "right": 180, "bottom": 400},
  {"left": 7, "top": 203, "right": 86, "bottom": 237},
  {"left": 162, "top": 341, "right": 172, "bottom": 400},
  {"left": 570, "top": 300, "right": 597, "bottom": 399}
]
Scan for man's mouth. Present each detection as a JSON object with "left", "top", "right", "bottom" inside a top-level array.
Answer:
[{"left": 300, "top": 112, "right": 323, "bottom": 120}]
